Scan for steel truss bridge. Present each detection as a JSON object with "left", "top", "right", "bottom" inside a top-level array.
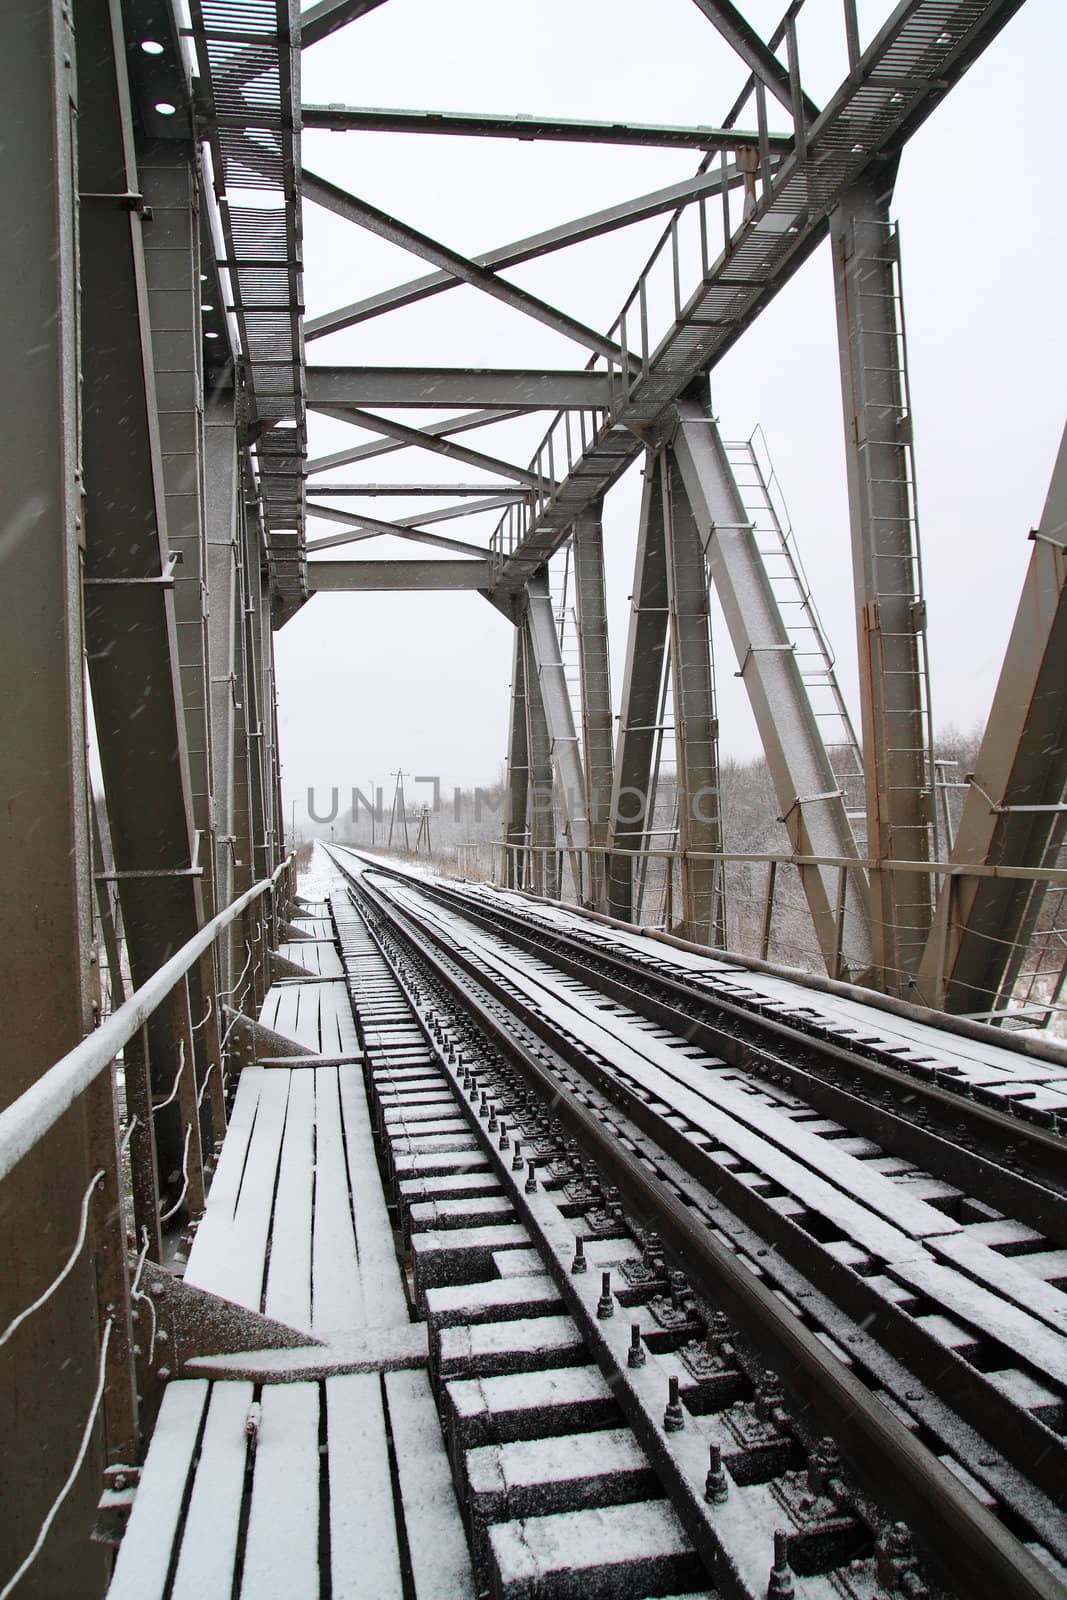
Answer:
[{"left": 2, "top": 1, "right": 1066, "bottom": 1596}]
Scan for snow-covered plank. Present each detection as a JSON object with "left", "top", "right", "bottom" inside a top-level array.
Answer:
[
  {"left": 270, "top": 982, "right": 301, "bottom": 1044},
  {"left": 107, "top": 1380, "right": 208, "bottom": 1599},
  {"left": 338, "top": 1068, "right": 409, "bottom": 1326},
  {"left": 213, "top": 1070, "right": 290, "bottom": 1311},
  {"left": 312, "top": 1068, "right": 364, "bottom": 1331},
  {"left": 384, "top": 1368, "right": 473, "bottom": 1599},
  {"left": 242, "top": 1382, "right": 321, "bottom": 1595},
  {"left": 487, "top": 1500, "right": 700, "bottom": 1597},
  {"left": 265, "top": 1070, "right": 315, "bottom": 1330},
  {"left": 170, "top": 1381, "right": 254, "bottom": 1600},
  {"left": 327, "top": 1373, "right": 403, "bottom": 1600}
]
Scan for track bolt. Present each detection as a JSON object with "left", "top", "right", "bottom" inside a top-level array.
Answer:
[
  {"left": 488, "top": 1104, "right": 498, "bottom": 1132},
  {"left": 628, "top": 1323, "right": 645, "bottom": 1368},
  {"left": 705, "top": 1442, "right": 729, "bottom": 1504},
  {"left": 571, "top": 1236, "right": 588, "bottom": 1274},
  {"left": 663, "top": 1375, "right": 685, "bottom": 1432},
  {"left": 479, "top": 1093, "right": 490, "bottom": 1119},
  {"left": 525, "top": 1159, "right": 537, "bottom": 1194},
  {"left": 498, "top": 1121, "right": 509, "bottom": 1149},
  {"left": 597, "top": 1271, "right": 614, "bottom": 1319},
  {"left": 512, "top": 1139, "right": 524, "bottom": 1171},
  {"left": 766, "top": 1530, "right": 795, "bottom": 1598}
]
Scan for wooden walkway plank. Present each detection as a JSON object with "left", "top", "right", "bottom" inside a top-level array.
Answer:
[
  {"left": 170, "top": 1382, "right": 254, "bottom": 1600},
  {"left": 327, "top": 1373, "right": 404, "bottom": 1600},
  {"left": 338, "top": 1069, "right": 410, "bottom": 1327},
  {"left": 107, "top": 1380, "right": 209, "bottom": 1599},
  {"left": 222, "top": 1070, "right": 291, "bottom": 1313},
  {"left": 265, "top": 1071, "right": 316, "bottom": 1330},
  {"left": 384, "top": 1368, "right": 474, "bottom": 1599},
  {"left": 312, "top": 1067, "right": 364, "bottom": 1332},
  {"left": 242, "top": 1382, "right": 321, "bottom": 1596}
]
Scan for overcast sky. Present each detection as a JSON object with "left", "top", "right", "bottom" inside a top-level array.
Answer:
[{"left": 279, "top": 0, "right": 1066, "bottom": 827}]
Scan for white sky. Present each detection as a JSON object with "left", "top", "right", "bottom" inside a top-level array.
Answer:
[{"left": 278, "top": 0, "right": 1066, "bottom": 826}]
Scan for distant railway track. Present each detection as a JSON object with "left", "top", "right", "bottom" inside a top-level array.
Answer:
[{"left": 331, "top": 847, "right": 1067, "bottom": 1600}]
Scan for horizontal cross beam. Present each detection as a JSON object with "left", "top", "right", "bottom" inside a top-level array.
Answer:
[
  {"left": 306, "top": 408, "right": 528, "bottom": 475},
  {"left": 308, "top": 403, "right": 549, "bottom": 490},
  {"left": 300, "top": 103, "right": 790, "bottom": 152},
  {"left": 306, "top": 366, "right": 613, "bottom": 411},
  {"left": 308, "top": 559, "right": 492, "bottom": 591}
]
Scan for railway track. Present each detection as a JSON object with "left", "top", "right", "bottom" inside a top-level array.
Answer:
[{"left": 328, "top": 849, "right": 1067, "bottom": 1600}]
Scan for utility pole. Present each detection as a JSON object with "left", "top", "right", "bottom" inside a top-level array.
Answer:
[{"left": 389, "top": 770, "right": 411, "bottom": 851}]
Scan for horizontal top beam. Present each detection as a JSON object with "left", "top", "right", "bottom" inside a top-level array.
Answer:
[
  {"left": 308, "top": 558, "right": 492, "bottom": 592},
  {"left": 300, "top": 103, "right": 790, "bottom": 152},
  {"left": 305, "top": 483, "right": 527, "bottom": 497},
  {"left": 306, "top": 366, "right": 614, "bottom": 411}
]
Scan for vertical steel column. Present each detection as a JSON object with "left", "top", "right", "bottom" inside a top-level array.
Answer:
[
  {"left": 572, "top": 505, "right": 615, "bottom": 912},
  {"left": 672, "top": 399, "right": 872, "bottom": 978},
  {"left": 916, "top": 426, "right": 1067, "bottom": 1013},
  {"left": 608, "top": 454, "right": 671, "bottom": 922},
  {"left": 206, "top": 394, "right": 240, "bottom": 988},
  {"left": 504, "top": 621, "right": 531, "bottom": 889},
  {"left": 525, "top": 571, "right": 590, "bottom": 891},
  {"left": 830, "top": 172, "right": 934, "bottom": 994},
  {"left": 523, "top": 620, "right": 559, "bottom": 899},
  {"left": 141, "top": 143, "right": 216, "bottom": 918},
  {"left": 662, "top": 453, "right": 727, "bottom": 945},
  {"left": 0, "top": 5, "right": 107, "bottom": 1592}
]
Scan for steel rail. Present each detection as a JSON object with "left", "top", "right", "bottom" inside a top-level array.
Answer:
[
  {"left": 357, "top": 860, "right": 1067, "bottom": 1218},
  {"left": 0, "top": 857, "right": 291, "bottom": 1186},
  {"left": 342, "top": 858, "right": 1067, "bottom": 1600}
]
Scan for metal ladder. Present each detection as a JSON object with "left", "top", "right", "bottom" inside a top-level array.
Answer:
[{"left": 724, "top": 427, "right": 867, "bottom": 843}]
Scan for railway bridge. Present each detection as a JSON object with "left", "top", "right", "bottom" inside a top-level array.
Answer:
[{"left": 2, "top": 1, "right": 1066, "bottom": 1597}]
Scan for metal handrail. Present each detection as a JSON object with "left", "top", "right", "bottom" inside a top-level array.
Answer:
[{"left": 0, "top": 856, "right": 291, "bottom": 1186}]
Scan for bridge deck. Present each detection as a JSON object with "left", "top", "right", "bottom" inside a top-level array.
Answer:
[{"left": 108, "top": 865, "right": 474, "bottom": 1599}]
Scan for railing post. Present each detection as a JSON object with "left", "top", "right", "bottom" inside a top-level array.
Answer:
[
  {"left": 161, "top": 977, "right": 206, "bottom": 1225},
  {"left": 196, "top": 949, "right": 228, "bottom": 1145},
  {"left": 760, "top": 859, "right": 778, "bottom": 961},
  {"left": 124, "top": 1023, "right": 163, "bottom": 1263},
  {"left": 86, "top": 1068, "right": 138, "bottom": 1467}
]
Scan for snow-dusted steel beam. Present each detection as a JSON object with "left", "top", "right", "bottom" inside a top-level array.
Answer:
[
  {"left": 304, "top": 171, "right": 634, "bottom": 369},
  {"left": 525, "top": 572, "right": 590, "bottom": 870},
  {"left": 306, "top": 409, "right": 528, "bottom": 475},
  {"left": 608, "top": 458, "right": 671, "bottom": 923},
  {"left": 307, "top": 367, "right": 612, "bottom": 412},
  {"left": 916, "top": 426, "right": 1067, "bottom": 1014},
  {"left": 305, "top": 165, "right": 749, "bottom": 342},
  {"left": 300, "top": 0, "right": 389, "bottom": 49},
  {"left": 305, "top": 403, "right": 547, "bottom": 489},
  {"left": 671, "top": 399, "right": 871, "bottom": 979},
  {"left": 301, "top": 104, "right": 789, "bottom": 152},
  {"left": 687, "top": 0, "right": 818, "bottom": 121},
  {"left": 308, "top": 559, "right": 492, "bottom": 591},
  {"left": 305, "top": 483, "right": 526, "bottom": 498}
]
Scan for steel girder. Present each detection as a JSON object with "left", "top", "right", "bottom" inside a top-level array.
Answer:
[
  {"left": 77, "top": 0, "right": 214, "bottom": 1194},
  {"left": 505, "top": 626, "right": 531, "bottom": 891},
  {"left": 671, "top": 400, "right": 872, "bottom": 978},
  {"left": 0, "top": 5, "right": 106, "bottom": 1590},
  {"left": 308, "top": 560, "right": 494, "bottom": 591},
  {"left": 523, "top": 621, "right": 559, "bottom": 899},
  {"left": 661, "top": 454, "right": 727, "bottom": 947},
  {"left": 916, "top": 427, "right": 1067, "bottom": 1014},
  {"left": 300, "top": 104, "right": 789, "bottom": 152},
  {"left": 525, "top": 573, "right": 591, "bottom": 896},
  {"left": 830, "top": 172, "right": 934, "bottom": 995},
  {"left": 307, "top": 367, "right": 614, "bottom": 412},
  {"left": 205, "top": 395, "right": 243, "bottom": 989},
  {"left": 608, "top": 458, "right": 672, "bottom": 924},
  {"left": 572, "top": 508, "right": 615, "bottom": 913}
]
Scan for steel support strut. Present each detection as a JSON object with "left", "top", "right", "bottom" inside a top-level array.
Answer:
[
  {"left": 671, "top": 399, "right": 871, "bottom": 977},
  {"left": 572, "top": 507, "right": 615, "bottom": 912},
  {"left": 525, "top": 571, "right": 591, "bottom": 895},
  {"left": 830, "top": 172, "right": 934, "bottom": 995}
]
